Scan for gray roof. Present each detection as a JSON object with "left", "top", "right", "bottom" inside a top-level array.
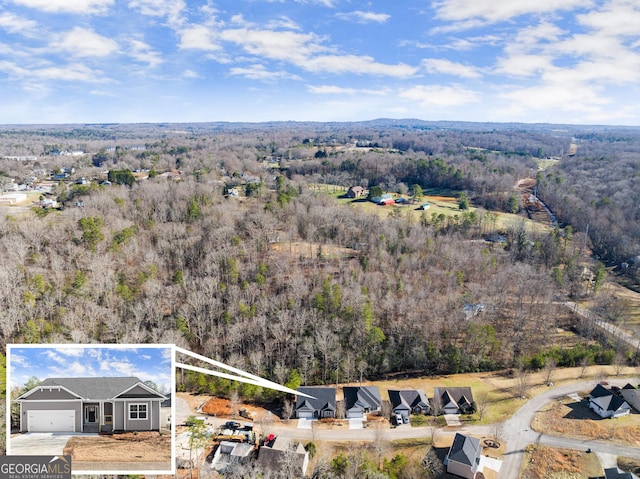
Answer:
[
  {"left": 590, "top": 385, "right": 629, "bottom": 413},
  {"left": 433, "top": 387, "right": 474, "bottom": 411},
  {"left": 22, "top": 377, "right": 164, "bottom": 400},
  {"left": 343, "top": 386, "right": 381, "bottom": 412},
  {"left": 448, "top": 433, "right": 481, "bottom": 467},
  {"left": 605, "top": 467, "right": 640, "bottom": 479},
  {"left": 388, "top": 389, "right": 430, "bottom": 411},
  {"left": 295, "top": 387, "right": 336, "bottom": 412}
]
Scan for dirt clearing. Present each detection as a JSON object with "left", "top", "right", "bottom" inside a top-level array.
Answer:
[{"left": 63, "top": 431, "right": 172, "bottom": 463}]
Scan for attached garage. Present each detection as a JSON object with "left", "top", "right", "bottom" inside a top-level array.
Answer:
[{"left": 28, "top": 410, "right": 75, "bottom": 432}]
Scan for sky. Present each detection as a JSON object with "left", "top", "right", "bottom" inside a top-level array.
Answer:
[
  {"left": 1, "top": 0, "right": 639, "bottom": 125},
  {"left": 8, "top": 345, "right": 173, "bottom": 392}
]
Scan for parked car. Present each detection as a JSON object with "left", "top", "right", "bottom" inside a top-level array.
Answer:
[
  {"left": 402, "top": 415, "right": 410, "bottom": 424},
  {"left": 395, "top": 414, "right": 403, "bottom": 425},
  {"left": 223, "top": 421, "right": 241, "bottom": 430}
]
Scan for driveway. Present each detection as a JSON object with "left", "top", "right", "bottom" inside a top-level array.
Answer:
[{"left": 9, "top": 433, "right": 97, "bottom": 455}]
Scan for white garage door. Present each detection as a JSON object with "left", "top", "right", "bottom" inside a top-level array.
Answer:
[{"left": 28, "top": 410, "right": 75, "bottom": 432}]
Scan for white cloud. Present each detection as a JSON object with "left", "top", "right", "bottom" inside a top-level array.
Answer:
[
  {"left": 266, "top": 16, "right": 301, "bottom": 30},
  {"left": 422, "top": 58, "right": 482, "bottom": 78},
  {"left": 0, "top": 60, "right": 100, "bottom": 83},
  {"left": 179, "top": 24, "right": 221, "bottom": 51},
  {"left": 182, "top": 69, "right": 201, "bottom": 78},
  {"left": 11, "top": 0, "right": 114, "bottom": 14},
  {"left": 500, "top": 82, "right": 609, "bottom": 118},
  {"left": 306, "top": 84, "right": 390, "bottom": 95},
  {"left": 305, "top": 54, "right": 417, "bottom": 77},
  {"left": 108, "top": 360, "right": 135, "bottom": 375},
  {"left": 229, "top": 64, "right": 301, "bottom": 81},
  {"left": 0, "top": 12, "right": 37, "bottom": 35},
  {"left": 576, "top": 0, "right": 640, "bottom": 37},
  {"left": 68, "top": 361, "right": 92, "bottom": 375},
  {"left": 55, "top": 348, "right": 85, "bottom": 357},
  {"left": 400, "top": 84, "right": 480, "bottom": 107},
  {"left": 127, "top": 0, "right": 185, "bottom": 26},
  {"left": 129, "top": 38, "right": 163, "bottom": 67},
  {"left": 336, "top": 10, "right": 391, "bottom": 24},
  {"left": 434, "top": 0, "right": 589, "bottom": 23},
  {"left": 52, "top": 27, "right": 119, "bottom": 58}
]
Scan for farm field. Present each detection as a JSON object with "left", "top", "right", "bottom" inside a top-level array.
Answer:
[{"left": 321, "top": 187, "right": 549, "bottom": 236}]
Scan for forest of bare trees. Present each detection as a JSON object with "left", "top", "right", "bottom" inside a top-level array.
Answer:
[{"left": 0, "top": 121, "right": 637, "bottom": 405}]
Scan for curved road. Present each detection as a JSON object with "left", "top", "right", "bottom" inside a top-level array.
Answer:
[{"left": 178, "top": 378, "right": 640, "bottom": 478}]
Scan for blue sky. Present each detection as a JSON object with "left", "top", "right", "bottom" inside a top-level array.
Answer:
[
  {"left": 8, "top": 345, "right": 173, "bottom": 393},
  {"left": 1, "top": 0, "right": 639, "bottom": 125}
]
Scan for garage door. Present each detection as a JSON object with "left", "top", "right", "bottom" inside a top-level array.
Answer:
[{"left": 27, "top": 410, "right": 75, "bottom": 432}]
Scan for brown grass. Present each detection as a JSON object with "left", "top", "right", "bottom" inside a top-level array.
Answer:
[
  {"left": 520, "top": 445, "right": 602, "bottom": 479},
  {"left": 63, "top": 431, "right": 171, "bottom": 462},
  {"left": 531, "top": 397, "right": 640, "bottom": 447}
]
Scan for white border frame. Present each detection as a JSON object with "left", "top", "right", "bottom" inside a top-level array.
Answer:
[{"left": 6, "top": 343, "right": 176, "bottom": 476}]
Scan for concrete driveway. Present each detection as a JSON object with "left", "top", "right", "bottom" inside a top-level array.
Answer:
[{"left": 9, "top": 433, "right": 97, "bottom": 455}]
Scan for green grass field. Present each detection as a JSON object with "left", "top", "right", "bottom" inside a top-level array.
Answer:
[{"left": 321, "top": 186, "right": 549, "bottom": 236}]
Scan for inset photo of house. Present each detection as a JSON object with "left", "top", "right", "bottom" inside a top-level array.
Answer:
[{"left": 7, "top": 344, "right": 174, "bottom": 475}]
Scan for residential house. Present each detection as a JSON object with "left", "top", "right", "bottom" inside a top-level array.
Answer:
[
  {"left": 210, "top": 441, "right": 255, "bottom": 472},
  {"left": 619, "top": 384, "right": 640, "bottom": 413},
  {"left": 588, "top": 384, "right": 631, "bottom": 419},
  {"left": 295, "top": 387, "right": 336, "bottom": 419},
  {"left": 388, "top": 389, "right": 430, "bottom": 421},
  {"left": 432, "top": 387, "right": 475, "bottom": 415},
  {"left": 256, "top": 436, "right": 309, "bottom": 477},
  {"left": 444, "top": 433, "right": 482, "bottom": 479},
  {"left": 346, "top": 186, "right": 365, "bottom": 198},
  {"left": 343, "top": 386, "right": 382, "bottom": 419},
  {"left": 16, "top": 376, "right": 167, "bottom": 433},
  {"left": 604, "top": 467, "right": 640, "bottom": 479}
]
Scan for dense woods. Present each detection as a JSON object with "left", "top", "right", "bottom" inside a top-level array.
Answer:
[{"left": 0, "top": 121, "right": 638, "bottom": 405}]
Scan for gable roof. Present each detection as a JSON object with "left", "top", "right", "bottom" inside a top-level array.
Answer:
[
  {"left": 433, "top": 387, "right": 474, "bottom": 411},
  {"left": 589, "top": 385, "right": 630, "bottom": 413},
  {"left": 343, "top": 386, "right": 381, "bottom": 412},
  {"left": 388, "top": 389, "right": 429, "bottom": 411},
  {"left": 295, "top": 387, "right": 336, "bottom": 412},
  {"left": 448, "top": 433, "right": 481, "bottom": 467},
  {"left": 18, "top": 377, "right": 166, "bottom": 401}
]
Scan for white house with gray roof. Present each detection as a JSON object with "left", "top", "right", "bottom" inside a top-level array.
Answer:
[{"left": 16, "top": 376, "right": 167, "bottom": 433}]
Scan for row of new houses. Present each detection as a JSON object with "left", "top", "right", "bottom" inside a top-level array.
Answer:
[{"left": 295, "top": 386, "right": 475, "bottom": 420}]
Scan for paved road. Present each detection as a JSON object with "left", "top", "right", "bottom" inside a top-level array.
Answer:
[
  {"left": 561, "top": 300, "right": 640, "bottom": 353},
  {"left": 180, "top": 379, "right": 640, "bottom": 479},
  {"left": 498, "top": 378, "right": 634, "bottom": 479}
]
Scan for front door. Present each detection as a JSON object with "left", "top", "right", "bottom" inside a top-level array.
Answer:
[{"left": 85, "top": 405, "right": 97, "bottom": 423}]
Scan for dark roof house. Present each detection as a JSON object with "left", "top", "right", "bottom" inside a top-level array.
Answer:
[
  {"left": 433, "top": 387, "right": 475, "bottom": 415},
  {"left": 257, "top": 436, "right": 309, "bottom": 477},
  {"left": 16, "top": 376, "right": 166, "bottom": 433},
  {"left": 445, "top": 433, "right": 482, "bottom": 479},
  {"left": 619, "top": 383, "right": 640, "bottom": 413},
  {"left": 604, "top": 467, "right": 640, "bottom": 479},
  {"left": 589, "top": 384, "right": 631, "bottom": 419},
  {"left": 343, "top": 386, "right": 382, "bottom": 419},
  {"left": 388, "top": 389, "right": 430, "bottom": 419},
  {"left": 295, "top": 387, "right": 336, "bottom": 419}
]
